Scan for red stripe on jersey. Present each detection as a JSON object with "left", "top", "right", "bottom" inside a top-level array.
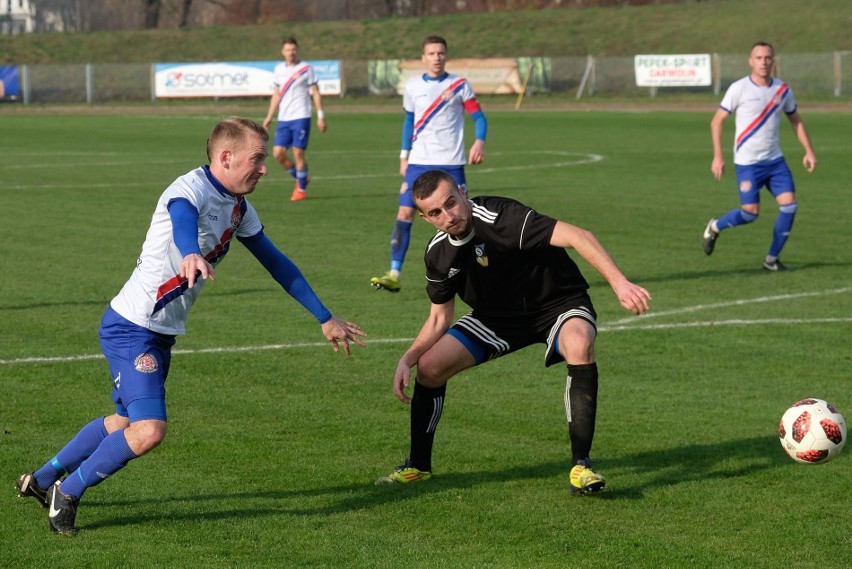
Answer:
[
  {"left": 155, "top": 197, "right": 243, "bottom": 303},
  {"left": 278, "top": 64, "right": 310, "bottom": 96},
  {"left": 413, "top": 77, "right": 468, "bottom": 133},
  {"left": 735, "top": 82, "right": 788, "bottom": 147}
]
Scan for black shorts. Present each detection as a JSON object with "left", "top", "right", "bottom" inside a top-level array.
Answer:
[{"left": 447, "top": 295, "right": 596, "bottom": 368}]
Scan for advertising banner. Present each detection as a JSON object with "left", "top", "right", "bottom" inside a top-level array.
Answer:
[
  {"left": 154, "top": 60, "right": 341, "bottom": 98},
  {"left": 0, "top": 66, "right": 20, "bottom": 99},
  {"left": 634, "top": 54, "right": 712, "bottom": 87},
  {"left": 368, "top": 57, "right": 551, "bottom": 95}
]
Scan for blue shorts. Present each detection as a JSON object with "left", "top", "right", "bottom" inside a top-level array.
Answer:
[
  {"left": 274, "top": 118, "right": 312, "bottom": 149},
  {"left": 98, "top": 306, "right": 175, "bottom": 422},
  {"left": 400, "top": 164, "right": 467, "bottom": 208},
  {"left": 447, "top": 296, "right": 596, "bottom": 367},
  {"left": 735, "top": 157, "right": 795, "bottom": 206}
]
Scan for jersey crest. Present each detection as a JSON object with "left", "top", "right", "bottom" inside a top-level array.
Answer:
[
  {"left": 475, "top": 243, "right": 489, "bottom": 267},
  {"left": 133, "top": 353, "right": 159, "bottom": 373}
]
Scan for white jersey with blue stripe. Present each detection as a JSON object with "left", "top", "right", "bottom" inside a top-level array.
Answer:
[
  {"left": 404, "top": 72, "right": 477, "bottom": 166},
  {"left": 273, "top": 61, "right": 317, "bottom": 121},
  {"left": 720, "top": 76, "right": 797, "bottom": 165},
  {"left": 110, "top": 166, "right": 263, "bottom": 336}
]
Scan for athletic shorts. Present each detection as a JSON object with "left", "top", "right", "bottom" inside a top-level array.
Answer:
[
  {"left": 274, "top": 118, "right": 312, "bottom": 149},
  {"left": 399, "top": 164, "right": 467, "bottom": 208},
  {"left": 447, "top": 295, "right": 597, "bottom": 367},
  {"left": 735, "top": 157, "right": 795, "bottom": 205},
  {"left": 98, "top": 306, "right": 175, "bottom": 422}
]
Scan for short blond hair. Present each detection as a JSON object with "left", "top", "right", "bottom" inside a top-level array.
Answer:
[{"left": 206, "top": 117, "right": 268, "bottom": 161}]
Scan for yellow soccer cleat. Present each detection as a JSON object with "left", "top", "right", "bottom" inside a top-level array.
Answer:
[
  {"left": 370, "top": 272, "right": 401, "bottom": 293},
  {"left": 375, "top": 462, "right": 432, "bottom": 485},
  {"left": 569, "top": 460, "right": 606, "bottom": 495}
]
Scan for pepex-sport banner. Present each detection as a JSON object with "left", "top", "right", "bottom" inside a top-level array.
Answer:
[
  {"left": 154, "top": 60, "right": 341, "bottom": 98},
  {"left": 634, "top": 54, "right": 712, "bottom": 87},
  {"left": 0, "top": 66, "right": 20, "bottom": 99}
]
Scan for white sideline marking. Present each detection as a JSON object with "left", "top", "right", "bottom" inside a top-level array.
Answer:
[
  {"left": 2, "top": 316, "right": 850, "bottom": 367},
  {"left": 1, "top": 151, "right": 603, "bottom": 190},
  {"left": 608, "top": 287, "right": 852, "bottom": 326}
]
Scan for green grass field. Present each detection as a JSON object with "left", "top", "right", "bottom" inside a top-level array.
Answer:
[{"left": 1, "top": 107, "right": 850, "bottom": 567}]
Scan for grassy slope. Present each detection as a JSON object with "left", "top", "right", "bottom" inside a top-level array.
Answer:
[{"left": 0, "top": 0, "right": 850, "bottom": 65}]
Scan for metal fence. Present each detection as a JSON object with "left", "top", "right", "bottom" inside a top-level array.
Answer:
[{"left": 12, "top": 51, "right": 851, "bottom": 104}]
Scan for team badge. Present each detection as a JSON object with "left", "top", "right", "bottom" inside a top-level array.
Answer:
[
  {"left": 230, "top": 210, "right": 242, "bottom": 232},
  {"left": 739, "top": 180, "right": 752, "bottom": 193},
  {"left": 399, "top": 181, "right": 408, "bottom": 195},
  {"left": 133, "top": 353, "right": 159, "bottom": 373},
  {"left": 441, "top": 89, "right": 453, "bottom": 101},
  {"left": 475, "top": 243, "right": 489, "bottom": 267}
]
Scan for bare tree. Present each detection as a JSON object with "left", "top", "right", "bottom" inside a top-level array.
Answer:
[
  {"left": 145, "top": 0, "right": 161, "bottom": 28},
  {"left": 179, "top": 0, "right": 192, "bottom": 26}
]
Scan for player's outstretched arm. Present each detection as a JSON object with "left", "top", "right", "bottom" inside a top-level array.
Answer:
[
  {"left": 321, "top": 317, "right": 367, "bottom": 356},
  {"left": 550, "top": 221, "right": 651, "bottom": 315},
  {"left": 393, "top": 300, "right": 455, "bottom": 404},
  {"left": 262, "top": 87, "right": 283, "bottom": 130}
]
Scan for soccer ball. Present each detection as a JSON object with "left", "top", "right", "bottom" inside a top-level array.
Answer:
[{"left": 778, "top": 398, "right": 846, "bottom": 464}]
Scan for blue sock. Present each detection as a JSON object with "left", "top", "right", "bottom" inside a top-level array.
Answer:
[
  {"left": 390, "top": 220, "right": 413, "bottom": 271},
  {"left": 769, "top": 203, "right": 797, "bottom": 257},
  {"left": 287, "top": 167, "right": 297, "bottom": 179},
  {"left": 296, "top": 169, "right": 308, "bottom": 190},
  {"left": 716, "top": 208, "right": 758, "bottom": 231},
  {"left": 34, "top": 417, "right": 108, "bottom": 489},
  {"left": 60, "top": 430, "right": 137, "bottom": 499}
]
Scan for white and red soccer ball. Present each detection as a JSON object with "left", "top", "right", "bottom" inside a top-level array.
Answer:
[{"left": 779, "top": 398, "right": 846, "bottom": 464}]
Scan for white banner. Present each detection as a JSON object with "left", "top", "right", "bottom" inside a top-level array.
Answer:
[
  {"left": 155, "top": 61, "right": 341, "bottom": 98},
  {"left": 634, "top": 54, "right": 712, "bottom": 87}
]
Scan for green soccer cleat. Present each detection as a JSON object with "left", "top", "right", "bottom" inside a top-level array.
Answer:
[
  {"left": 569, "top": 460, "right": 606, "bottom": 496},
  {"left": 370, "top": 272, "right": 401, "bottom": 293},
  {"left": 375, "top": 462, "right": 432, "bottom": 485}
]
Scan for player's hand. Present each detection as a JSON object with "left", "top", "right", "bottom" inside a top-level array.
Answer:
[
  {"left": 711, "top": 156, "right": 725, "bottom": 180},
  {"left": 803, "top": 152, "right": 817, "bottom": 173},
  {"left": 317, "top": 117, "right": 328, "bottom": 133},
  {"left": 468, "top": 139, "right": 485, "bottom": 165},
  {"left": 262, "top": 117, "right": 272, "bottom": 130},
  {"left": 321, "top": 317, "right": 367, "bottom": 356},
  {"left": 392, "top": 360, "right": 413, "bottom": 404},
  {"left": 613, "top": 281, "right": 652, "bottom": 315},
  {"left": 399, "top": 157, "right": 409, "bottom": 177},
  {"left": 180, "top": 254, "right": 215, "bottom": 289}
]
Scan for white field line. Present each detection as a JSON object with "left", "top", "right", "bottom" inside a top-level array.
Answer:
[
  {"left": 2, "top": 316, "right": 850, "bottom": 367},
  {"left": 608, "top": 287, "right": 852, "bottom": 327},
  {"left": 1, "top": 151, "right": 603, "bottom": 190}
]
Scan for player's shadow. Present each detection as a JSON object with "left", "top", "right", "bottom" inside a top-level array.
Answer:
[{"left": 83, "top": 434, "right": 784, "bottom": 531}]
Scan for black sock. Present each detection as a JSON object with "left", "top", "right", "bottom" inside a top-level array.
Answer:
[
  {"left": 409, "top": 381, "right": 446, "bottom": 472},
  {"left": 565, "top": 363, "right": 599, "bottom": 464}
]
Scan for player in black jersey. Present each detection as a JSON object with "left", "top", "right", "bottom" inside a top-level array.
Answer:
[{"left": 375, "top": 170, "right": 651, "bottom": 494}]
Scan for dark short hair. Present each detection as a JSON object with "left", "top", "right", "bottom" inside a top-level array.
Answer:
[
  {"left": 422, "top": 35, "right": 447, "bottom": 51},
  {"left": 412, "top": 169, "right": 457, "bottom": 205},
  {"left": 207, "top": 116, "right": 268, "bottom": 161},
  {"left": 751, "top": 41, "right": 774, "bottom": 55},
  {"left": 282, "top": 36, "right": 298, "bottom": 47}
]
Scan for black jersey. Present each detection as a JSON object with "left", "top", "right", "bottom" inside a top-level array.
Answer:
[{"left": 424, "top": 196, "right": 590, "bottom": 318}]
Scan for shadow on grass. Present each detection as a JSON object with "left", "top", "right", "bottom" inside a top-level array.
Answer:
[{"left": 82, "top": 434, "right": 785, "bottom": 531}]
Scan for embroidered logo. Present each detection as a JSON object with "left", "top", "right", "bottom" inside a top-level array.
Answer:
[
  {"left": 134, "top": 353, "right": 159, "bottom": 373},
  {"left": 113, "top": 372, "right": 121, "bottom": 389},
  {"left": 230, "top": 210, "right": 242, "bottom": 232},
  {"left": 475, "top": 243, "right": 489, "bottom": 267},
  {"left": 739, "top": 180, "right": 752, "bottom": 193},
  {"left": 441, "top": 88, "right": 454, "bottom": 101},
  {"left": 447, "top": 268, "right": 460, "bottom": 279}
]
